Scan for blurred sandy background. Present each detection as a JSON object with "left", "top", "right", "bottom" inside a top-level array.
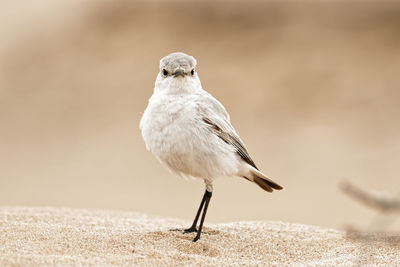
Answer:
[{"left": 1, "top": 0, "right": 399, "bottom": 230}]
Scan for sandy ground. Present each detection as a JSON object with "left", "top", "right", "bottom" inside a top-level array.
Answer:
[{"left": 0, "top": 206, "right": 398, "bottom": 266}]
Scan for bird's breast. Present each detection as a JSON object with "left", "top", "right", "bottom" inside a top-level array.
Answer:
[
  {"left": 141, "top": 94, "right": 196, "bottom": 156},
  {"left": 140, "top": 91, "right": 240, "bottom": 178}
]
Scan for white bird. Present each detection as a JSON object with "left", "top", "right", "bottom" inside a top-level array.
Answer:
[{"left": 140, "top": 52, "right": 283, "bottom": 242}]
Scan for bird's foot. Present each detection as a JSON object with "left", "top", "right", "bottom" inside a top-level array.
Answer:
[
  {"left": 183, "top": 226, "right": 198, "bottom": 234},
  {"left": 192, "top": 233, "right": 201, "bottom": 242}
]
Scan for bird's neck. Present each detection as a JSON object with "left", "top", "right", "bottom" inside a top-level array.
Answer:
[{"left": 155, "top": 77, "right": 202, "bottom": 95}]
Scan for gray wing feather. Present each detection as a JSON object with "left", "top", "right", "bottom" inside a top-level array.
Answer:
[
  {"left": 202, "top": 118, "right": 258, "bottom": 170},
  {"left": 197, "top": 93, "right": 258, "bottom": 170}
]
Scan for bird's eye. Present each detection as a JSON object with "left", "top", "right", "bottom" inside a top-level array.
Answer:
[
  {"left": 162, "top": 69, "right": 168, "bottom": 76},
  {"left": 191, "top": 69, "right": 195, "bottom": 75}
]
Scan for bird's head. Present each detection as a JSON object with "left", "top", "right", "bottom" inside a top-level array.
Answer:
[{"left": 155, "top": 52, "right": 201, "bottom": 93}]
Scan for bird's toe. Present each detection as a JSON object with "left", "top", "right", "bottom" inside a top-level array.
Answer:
[{"left": 192, "top": 234, "right": 201, "bottom": 242}]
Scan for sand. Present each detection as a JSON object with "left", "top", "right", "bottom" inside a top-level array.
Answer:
[{"left": 0, "top": 206, "right": 398, "bottom": 266}]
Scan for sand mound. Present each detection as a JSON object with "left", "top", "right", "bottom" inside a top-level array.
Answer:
[{"left": 0, "top": 206, "right": 398, "bottom": 266}]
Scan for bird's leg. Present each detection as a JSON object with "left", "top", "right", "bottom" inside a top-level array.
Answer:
[
  {"left": 193, "top": 190, "right": 212, "bottom": 242},
  {"left": 184, "top": 189, "right": 208, "bottom": 233}
]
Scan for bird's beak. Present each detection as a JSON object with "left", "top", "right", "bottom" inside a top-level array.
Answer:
[{"left": 173, "top": 69, "right": 186, "bottom": 77}]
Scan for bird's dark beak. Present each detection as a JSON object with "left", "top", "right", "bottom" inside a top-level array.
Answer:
[{"left": 173, "top": 69, "right": 186, "bottom": 77}]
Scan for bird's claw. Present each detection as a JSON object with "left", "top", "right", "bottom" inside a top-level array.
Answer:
[{"left": 192, "top": 234, "right": 200, "bottom": 242}]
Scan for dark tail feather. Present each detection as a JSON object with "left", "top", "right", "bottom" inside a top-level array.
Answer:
[
  {"left": 250, "top": 169, "right": 283, "bottom": 193},
  {"left": 253, "top": 176, "right": 274, "bottom": 192}
]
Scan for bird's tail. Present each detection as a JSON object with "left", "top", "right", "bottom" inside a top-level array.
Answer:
[{"left": 247, "top": 168, "right": 283, "bottom": 193}]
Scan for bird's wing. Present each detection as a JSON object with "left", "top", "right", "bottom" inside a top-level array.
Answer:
[
  {"left": 197, "top": 91, "right": 231, "bottom": 121},
  {"left": 197, "top": 92, "right": 258, "bottom": 170}
]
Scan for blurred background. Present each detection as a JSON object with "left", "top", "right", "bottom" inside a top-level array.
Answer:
[{"left": 1, "top": 0, "right": 399, "bottom": 230}]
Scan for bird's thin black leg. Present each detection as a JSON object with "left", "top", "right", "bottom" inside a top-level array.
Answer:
[
  {"left": 193, "top": 190, "right": 212, "bottom": 242},
  {"left": 184, "top": 189, "right": 208, "bottom": 233}
]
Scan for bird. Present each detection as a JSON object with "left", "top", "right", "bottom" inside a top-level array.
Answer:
[{"left": 140, "top": 52, "right": 283, "bottom": 242}]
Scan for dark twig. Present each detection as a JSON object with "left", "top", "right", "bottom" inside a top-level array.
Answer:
[{"left": 339, "top": 180, "right": 400, "bottom": 213}]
